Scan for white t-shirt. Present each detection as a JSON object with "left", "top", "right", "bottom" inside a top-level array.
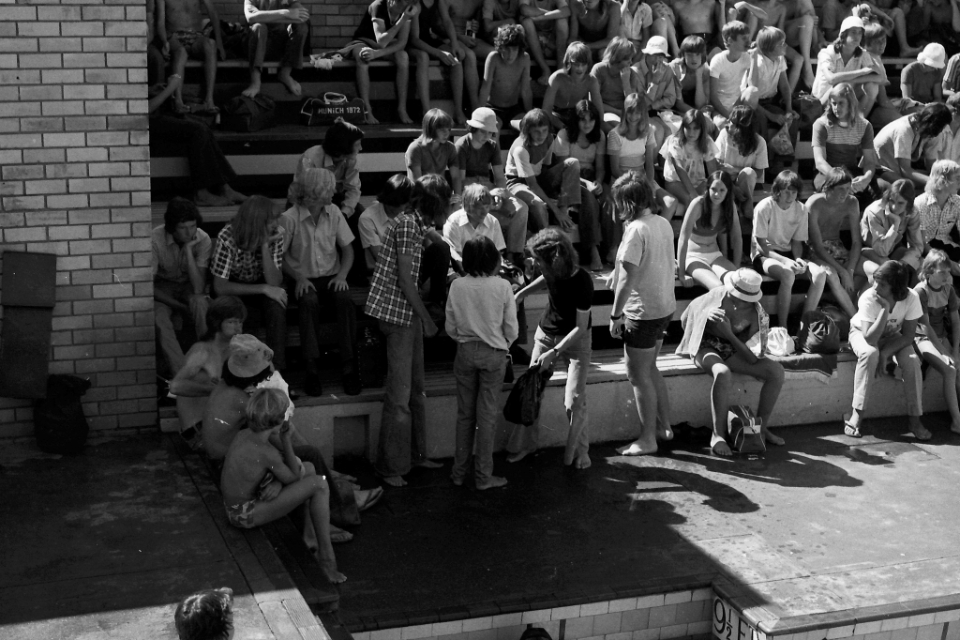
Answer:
[
  {"left": 614, "top": 214, "right": 677, "bottom": 321},
  {"left": 357, "top": 202, "right": 399, "bottom": 268},
  {"left": 852, "top": 287, "right": 923, "bottom": 337},
  {"left": 715, "top": 129, "right": 769, "bottom": 172},
  {"left": 660, "top": 133, "right": 719, "bottom": 184},
  {"left": 442, "top": 209, "right": 506, "bottom": 262},
  {"left": 709, "top": 51, "right": 751, "bottom": 113},
  {"left": 751, "top": 196, "right": 808, "bottom": 258},
  {"left": 742, "top": 49, "right": 787, "bottom": 100},
  {"left": 607, "top": 125, "right": 656, "bottom": 171}
]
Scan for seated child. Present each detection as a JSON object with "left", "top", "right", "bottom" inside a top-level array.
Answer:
[
  {"left": 174, "top": 587, "right": 234, "bottom": 640},
  {"left": 541, "top": 41, "right": 606, "bottom": 131},
  {"left": 619, "top": 0, "right": 652, "bottom": 54},
  {"left": 632, "top": 35, "right": 677, "bottom": 148},
  {"left": 913, "top": 249, "right": 960, "bottom": 435},
  {"left": 714, "top": 105, "right": 767, "bottom": 221},
  {"left": 741, "top": 27, "right": 797, "bottom": 162},
  {"left": 482, "top": 0, "right": 524, "bottom": 44},
  {"left": 358, "top": 173, "right": 414, "bottom": 270},
  {"left": 751, "top": 170, "right": 827, "bottom": 327},
  {"left": 520, "top": 0, "right": 572, "bottom": 82},
  {"left": 478, "top": 24, "right": 534, "bottom": 127},
  {"left": 159, "top": 0, "right": 224, "bottom": 114},
  {"left": 901, "top": 43, "right": 946, "bottom": 105},
  {"left": 676, "top": 170, "right": 744, "bottom": 291},
  {"left": 660, "top": 108, "right": 720, "bottom": 215},
  {"left": 446, "top": 235, "right": 519, "bottom": 490},
  {"left": 406, "top": 108, "right": 463, "bottom": 195},
  {"left": 240, "top": 0, "right": 309, "bottom": 99},
  {"left": 444, "top": 183, "right": 509, "bottom": 270},
  {"left": 860, "top": 178, "right": 923, "bottom": 281},
  {"left": 708, "top": 20, "right": 751, "bottom": 129},
  {"left": 220, "top": 387, "right": 347, "bottom": 583},
  {"left": 591, "top": 36, "right": 643, "bottom": 122},
  {"left": 669, "top": 35, "right": 711, "bottom": 113}
]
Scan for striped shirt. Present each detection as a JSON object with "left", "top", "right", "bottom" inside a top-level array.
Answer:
[
  {"left": 812, "top": 115, "right": 874, "bottom": 171},
  {"left": 365, "top": 212, "right": 424, "bottom": 327},
  {"left": 210, "top": 223, "right": 285, "bottom": 283}
]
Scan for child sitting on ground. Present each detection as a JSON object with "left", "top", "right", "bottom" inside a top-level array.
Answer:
[
  {"left": 660, "top": 108, "right": 720, "bottom": 216},
  {"left": 446, "top": 235, "right": 519, "bottom": 490},
  {"left": 541, "top": 41, "right": 606, "bottom": 131},
  {"left": 220, "top": 387, "right": 346, "bottom": 584},
  {"left": 406, "top": 108, "right": 463, "bottom": 195},
  {"left": 174, "top": 587, "right": 234, "bottom": 640},
  {"left": 479, "top": 24, "right": 535, "bottom": 126},
  {"left": 751, "top": 170, "right": 827, "bottom": 327}
]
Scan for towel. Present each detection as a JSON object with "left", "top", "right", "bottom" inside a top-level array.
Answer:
[
  {"left": 769, "top": 353, "right": 838, "bottom": 384},
  {"left": 677, "top": 288, "right": 769, "bottom": 358}
]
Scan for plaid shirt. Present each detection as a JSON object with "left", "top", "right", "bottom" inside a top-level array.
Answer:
[
  {"left": 915, "top": 193, "right": 960, "bottom": 246},
  {"left": 365, "top": 212, "right": 423, "bottom": 326},
  {"left": 210, "top": 223, "right": 285, "bottom": 283}
]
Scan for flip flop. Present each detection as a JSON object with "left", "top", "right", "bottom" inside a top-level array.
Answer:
[
  {"left": 843, "top": 412, "right": 861, "bottom": 438},
  {"left": 356, "top": 487, "right": 384, "bottom": 512}
]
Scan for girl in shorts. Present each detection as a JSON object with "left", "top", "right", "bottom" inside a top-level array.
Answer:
[
  {"left": 676, "top": 170, "right": 743, "bottom": 291},
  {"left": 715, "top": 105, "right": 767, "bottom": 221}
]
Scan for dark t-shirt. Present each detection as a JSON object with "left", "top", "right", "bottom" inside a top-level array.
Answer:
[
  {"left": 354, "top": 0, "right": 392, "bottom": 41},
  {"left": 539, "top": 267, "right": 594, "bottom": 336},
  {"left": 455, "top": 133, "right": 502, "bottom": 178}
]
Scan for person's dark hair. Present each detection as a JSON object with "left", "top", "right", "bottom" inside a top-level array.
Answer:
[
  {"left": 820, "top": 166, "right": 853, "bottom": 192},
  {"left": 873, "top": 260, "right": 910, "bottom": 301},
  {"left": 564, "top": 99, "right": 602, "bottom": 145},
  {"left": 164, "top": 197, "right": 203, "bottom": 235},
  {"left": 700, "top": 170, "right": 736, "bottom": 233},
  {"left": 726, "top": 105, "right": 758, "bottom": 157},
  {"left": 679, "top": 35, "right": 706, "bottom": 58},
  {"left": 721, "top": 20, "right": 749, "bottom": 43},
  {"left": 527, "top": 226, "right": 579, "bottom": 279},
  {"left": 202, "top": 296, "right": 247, "bottom": 341},
  {"left": 881, "top": 178, "right": 916, "bottom": 217},
  {"left": 412, "top": 173, "right": 452, "bottom": 227},
  {"left": 678, "top": 108, "right": 709, "bottom": 154},
  {"left": 771, "top": 170, "right": 802, "bottom": 199},
  {"left": 862, "top": 22, "right": 886, "bottom": 49},
  {"left": 831, "top": 25, "right": 864, "bottom": 57},
  {"left": 520, "top": 108, "right": 552, "bottom": 139},
  {"left": 174, "top": 588, "right": 234, "bottom": 640},
  {"left": 222, "top": 360, "right": 273, "bottom": 389},
  {"left": 378, "top": 173, "right": 415, "bottom": 208},
  {"left": 612, "top": 171, "right": 656, "bottom": 221},
  {"left": 321, "top": 117, "right": 364, "bottom": 158},
  {"left": 494, "top": 24, "right": 526, "bottom": 51},
  {"left": 462, "top": 235, "right": 501, "bottom": 277},
  {"left": 912, "top": 102, "right": 952, "bottom": 141},
  {"left": 421, "top": 108, "right": 454, "bottom": 140}
]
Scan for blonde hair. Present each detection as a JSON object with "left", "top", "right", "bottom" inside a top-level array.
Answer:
[
  {"left": 245, "top": 387, "right": 290, "bottom": 433},
  {"left": 231, "top": 195, "right": 280, "bottom": 252},
  {"left": 616, "top": 92, "right": 649, "bottom": 137},
  {"left": 756, "top": 27, "right": 785, "bottom": 56},
  {"left": 603, "top": 36, "right": 635, "bottom": 64},
  {"left": 462, "top": 183, "right": 492, "bottom": 208},
  {"left": 925, "top": 159, "right": 960, "bottom": 195},
  {"left": 825, "top": 83, "right": 861, "bottom": 122},
  {"left": 287, "top": 164, "right": 336, "bottom": 207}
]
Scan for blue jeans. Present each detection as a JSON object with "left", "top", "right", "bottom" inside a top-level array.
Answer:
[
  {"left": 376, "top": 317, "right": 427, "bottom": 477},
  {"left": 451, "top": 341, "right": 508, "bottom": 485}
]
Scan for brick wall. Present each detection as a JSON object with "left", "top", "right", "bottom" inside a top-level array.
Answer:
[
  {"left": 210, "top": 0, "right": 366, "bottom": 54},
  {"left": 0, "top": 1, "right": 156, "bottom": 439}
]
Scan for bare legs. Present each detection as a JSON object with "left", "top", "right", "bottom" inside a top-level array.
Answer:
[{"left": 620, "top": 339, "right": 671, "bottom": 456}]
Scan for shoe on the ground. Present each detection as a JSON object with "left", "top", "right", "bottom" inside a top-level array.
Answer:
[
  {"left": 476, "top": 476, "right": 508, "bottom": 490},
  {"left": 356, "top": 487, "right": 384, "bottom": 511}
]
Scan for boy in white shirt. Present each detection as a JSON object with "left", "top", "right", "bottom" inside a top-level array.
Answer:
[
  {"left": 709, "top": 20, "right": 751, "bottom": 129},
  {"left": 741, "top": 26, "right": 797, "bottom": 160}
]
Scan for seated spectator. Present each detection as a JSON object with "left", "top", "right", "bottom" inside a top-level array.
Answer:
[
  {"left": 542, "top": 41, "right": 606, "bottom": 131},
  {"left": 456, "top": 108, "right": 530, "bottom": 263},
  {"left": 669, "top": 35, "right": 711, "bottom": 113},
  {"left": 812, "top": 83, "right": 879, "bottom": 196},
  {"left": 708, "top": 20, "right": 751, "bottom": 129},
  {"left": 505, "top": 108, "right": 582, "bottom": 232},
  {"left": 210, "top": 196, "right": 289, "bottom": 377},
  {"left": 915, "top": 159, "right": 960, "bottom": 259},
  {"left": 239, "top": 0, "right": 310, "bottom": 98},
  {"left": 676, "top": 267, "right": 786, "bottom": 456},
  {"left": 619, "top": 0, "right": 651, "bottom": 55},
  {"left": 714, "top": 105, "right": 767, "bottom": 221},
  {"left": 913, "top": 249, "right": 960, "bottom": 435},
  {"left": 874, "top": 103, "right": 952, "bottom": 190},
  {"left": 520, "top": 0, "right": 572, "bottom": 83},
  {"left": 478, "top": 24, "right": 534, "bottom": 126},
  {"left": 220, "top": 387, "right": 347, "bottom": 583},
  {"left": 446, "top": 236, "right": 519, "bottom": 489},
  {"left": 741, "top": 27, "right": 797, "bottom": 162},
  {"left": 916, "top": 0, "right": 960, "bottom": 54},
  {"left": 359, "top": 174, "right": 415, "bottom": 271},
  {"left": 851, "top": 0, "right": 920, "bottom": 57},
  {"left": 448, "top": 0, "right": 497, "bottom": 64},
  {"left": 752, "top": 170, "right": 827, "bottom": 327},
  {"left": 174, "top": 587, "right": 234, "bottom": 640},
  {"left": 843, "top": 260, "right": 928, "bottom": 440},
  {"left": 171, "top": 296, "right": 246, "bottom": 445},
  {"left": 943, "top": 50, "right": 960, "bottom": 99},
  {"left": 153, "top": 198, "right": 211, "bottom": 379},
  {"left": 148, "top": 74, "right": 247, "bottom": 207},
  {"left": 632, "top": 35, "right": 677, "bottom": 148},
  {"left": 571, "top": 0, "right": 623, "bottom": 54},
  {"left": 676, "top": 170, "right": 744, "bottom": 290},
  {"left": 650, "top": 0, "right": 725, "bottom": 58},
  {"left": 804, "top": 168, "right": 863, "bottom": 319},
  {"left": 901, "top": 43, "right": 946, "bottom": 105},
  {"left": 281, "top": 165, "right": 362, "bottom": 397},
  {"left": 932, "top": 94, "right": 960, "bottom": 167},
  {"left": 860, "top": 179, "right": 923, "bottom": 280},
  {"left": 350, "top": 0, "right": 420, "bottom": 124},
  {"left": 158, "top": 0, "right": 224, "bottom": 114},
  {"left": 408, "top": 0, "right": 478, "bottom": 125},
  {"left": 773, "top": 0, "right": 818, "bottom": 90},
  {"left": 591, "top": 37, "right": 642, "bottom": 121},
  {"left": 406, "top": 108, "right": 463, "bottom": 194},
  {"left": 660, "top": 108, "right": 720, "bottom": 215},
  {"left": 861, "top": 22, "right": 902, "bottom": 130},
  {"left": 444, "top": 184, "right": 509, "bottom": 270},
  {"left": 482, "top": 0, "right": 523, "bottom": 43},
  {"left": 811, "top": 17, "right": 883, "bottom": 116},
  {"left": 365, "top": 176, "right": 448, "bottom": 487}
]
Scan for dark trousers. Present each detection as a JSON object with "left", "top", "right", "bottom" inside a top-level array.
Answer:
[
  {"left": 420, "top": 239, "right": 451, "bottom": 305},
  {"left": 296, "top": 277, "right": 358, "bottom": 372},
  {"left": 149, "top": 115, "right": 236, "bottom": 192},
  {"left": 235, "top": 292, "right": 287, "bottom": 370}
]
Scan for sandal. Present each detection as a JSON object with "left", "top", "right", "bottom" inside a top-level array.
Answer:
[
  {"left": 355, "top": 487, "right": 384, "bottom": 512},
  {"left": 711, "top": 433, "right": 732, "bottom": 457},
  {"left": 330, "top": 527, "right": 354, "bottom": 544},
  {"left": 843, "top": 412, "right": 861, "bottom": 438}
]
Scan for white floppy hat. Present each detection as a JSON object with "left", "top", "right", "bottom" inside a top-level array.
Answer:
[
  {"left": 839, "top": 16, "right": 864, "bottom": 33},
  {"left": 918, "top": 43, "right": 947, "bottom": 69},
  {"left": 466, "top": 107, "right": 499, "bottom": 134},
  {"left": 727, "top": 268, "right": 763, "bottom": 303},
  {"left": 642, "top": 36, "right": 670, "bottom": 57}
]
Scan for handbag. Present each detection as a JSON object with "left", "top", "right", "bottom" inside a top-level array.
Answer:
[
  {"left": 503, "top": 363, "right": 552, "bottom": 426},
  {"left": 769, "top": 120, "right": 794, "bottom": 156},
  {"left": 766, "top": 326, "right": 795, "bottom": 357},
  {"left": 728, "top": 405, "right": 765, "bottom": 454},
  {"left": 793, "top": 91, "right": 824, "bottom": 128},
  {"left": 221, "top": 94, "right": 276, "bottom": 133},
  {"left": 300, "top": 92, "right": 366, "bottom": 126},
  {"left": 797, "top": 309, "right": 840, "bottom": 354}
]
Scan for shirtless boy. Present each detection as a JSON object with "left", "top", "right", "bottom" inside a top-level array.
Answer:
[
  {"left": 805, "top": 167, "right": 863, "bottom": 318},
  {"left": 220, "top": 387, "right": 346, "bottom": 584},
  {"left": 479, "top": 24, "right": 534, "bottom": 123},
  {"left": 652, "top": 0, "right": 765, "bottom": 56},
  {"left": 241, "top": 0, "right": 310, "bottom": 98},
  {"left": 449, "top": 0, "right": 498, "bottom": 60},
  {"left": 520, "top": 0, "right": 571, "bottom": 82},
  {"left": 541, "top": 41, "right": 605, "bottom": 130},
  {"left": 157, "top": 0, "right": 224, "bottom": 113}
]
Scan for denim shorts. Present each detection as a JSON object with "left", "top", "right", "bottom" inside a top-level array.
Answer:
[{"left": 621, "top": 315, "right": 672, "bottom": 349}]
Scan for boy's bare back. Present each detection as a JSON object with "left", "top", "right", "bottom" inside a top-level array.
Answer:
[
  {"left": 220, "top": 429, "right": 283, "bottom": 506},
  {"left": 489, "top": 51, "right": 530, "bottom": 106},
  {"left": 164, "top": 0, "right": 205, "bottom": 33}
]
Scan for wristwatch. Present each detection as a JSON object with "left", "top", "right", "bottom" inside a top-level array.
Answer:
[{"left": 610, "top": 313, "right": 623, "bottom": 321}]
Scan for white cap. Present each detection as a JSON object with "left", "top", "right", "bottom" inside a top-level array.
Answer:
[
  {"left": 642, "top": 36, "right": 670, "bottom": 57},
  {"left": 918, "top": 43, "right": 947, "bottom": 69},
  {"left": 839, "top": 16, "right": 864, "bottom": 33},
  {"left": 466, "top": 107, "right": 499, "bottom": 134}
]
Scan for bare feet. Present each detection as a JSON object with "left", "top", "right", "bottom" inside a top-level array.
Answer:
[
  {"left": 619, "top": 440, "right": 658, "bottom": 456},
  {"left": 574, "top": 452, "right": 591, "bottom": 469},
  {"left": 330, "top": 525, "right": 354, "bottom": 543},
  {"left": 380, "top": 475, "right": 407, "bottom": 487},
  {"left": 397, "top": 109, "right": 414, "bottom": 124},
  {"left": 450, "top": 474, "right": 464, "bottom": 486},
  {"left": 656, "top": 420, "right": 674, "bottom": 441},
  {"left": 414, "top": 459, "right": 443, "bottom": 469},
  {"left": 317, "top": 558, "right": 347, "bottom": 584},
  {"left": 222, "top": 185, "right": 247, "bottom": 204},
  {"left": 278, "top": 70, "right": 302, "bottom": 97},
  {"left": 476, "top": 476, "right": 508, "bottom": 490},
  {"left": 908, "top": 418, "right": 932, "bottom": 441},
  {"left": 711, "top": 433, "right": 732, "bottom": 457},
  {"left": 201, "top": 100, "right": 219, "bottom": 114},
  {"left": 506, "top": 449, "right": 534, "bottom": 463},
  {"left": 241, "top": 82, "right": 260, "bottom": 98},
  {"left": 364, "top": 111, "right": 380, "bottom": 124},
  {"left": 588, "top": 247, "right": 604, "bottom": 272},
  {"left": 195, "top": 189, "right": 232, "bottom": 206},
  {"left": 764, "top": 430, "right": 785, "bottom": 446}
]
